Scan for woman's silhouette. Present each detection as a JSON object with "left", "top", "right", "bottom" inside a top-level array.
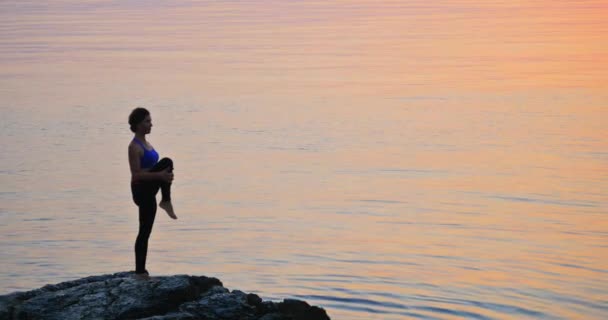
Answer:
[{"left": 128, "top": 108, "right": 176, "bottom": 280}]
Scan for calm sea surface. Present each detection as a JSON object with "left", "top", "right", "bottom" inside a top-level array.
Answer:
[{"left": 1, "top": 1, "right": 607, "bottom": 319}]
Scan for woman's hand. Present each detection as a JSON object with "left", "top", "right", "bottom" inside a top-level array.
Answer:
[{"left": 159, "top": 167, "right": 174, "bottom": 183}]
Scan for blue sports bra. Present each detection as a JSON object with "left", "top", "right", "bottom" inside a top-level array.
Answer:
[{"left": 133, "top": 138, "right": 159, "bottom": 169}]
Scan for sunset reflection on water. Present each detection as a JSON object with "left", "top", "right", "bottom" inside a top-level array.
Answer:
[{"left": 1, "top": 1, "right": 607, "bottom": 319}]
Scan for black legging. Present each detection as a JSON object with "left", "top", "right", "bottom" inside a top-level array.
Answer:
[{"left": 131, "top": 157, "right": 173, "bottom": 274}]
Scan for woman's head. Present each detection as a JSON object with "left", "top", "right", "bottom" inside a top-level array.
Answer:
[{"left": 128, "top": 107, "right": 152, "bottom": 133}]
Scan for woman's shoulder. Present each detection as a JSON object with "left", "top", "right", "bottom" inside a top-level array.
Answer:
[{"left": 129, "top": 140, "right": 145, "bottom": 154}]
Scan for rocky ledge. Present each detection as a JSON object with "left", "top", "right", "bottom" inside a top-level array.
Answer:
[{"left": 0, "top": 271, "right": 331, "bottom": 320}]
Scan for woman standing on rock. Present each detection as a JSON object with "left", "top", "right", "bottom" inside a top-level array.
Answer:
[{"left": 128, "top": 107, "right": 177, "bottom": 280}]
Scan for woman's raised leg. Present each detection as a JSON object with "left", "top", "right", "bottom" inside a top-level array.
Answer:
[{"left": 150, "top": 157, "right": 177, "bottom": 219}]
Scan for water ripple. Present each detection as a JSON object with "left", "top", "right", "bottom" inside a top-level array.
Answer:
[
  {"left": 299, "top": 294, "right": 498, "bottom": 320},
  {"left": 486, "top": 194, "right": 599, "bottom": 208}
]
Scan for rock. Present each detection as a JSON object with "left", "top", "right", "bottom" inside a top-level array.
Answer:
[
  {"left": 278, "top": 299, "right": 330, "bottom": 320},
  {"left": 257, "top": 313, "right": 289, "bottom": 320},
  {"left": 0, "top": 271, "right": 331, "bottom": 320},
  {"left": 246, "top": 293, "right": 263, "bottom": 307},
  {"left": 278, "top": 299, "right": 310, "bottom": 314}
]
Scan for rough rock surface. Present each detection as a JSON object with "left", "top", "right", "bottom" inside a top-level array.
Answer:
[{"left": 0, "top": 271, "right": 331, "bottom": 320}]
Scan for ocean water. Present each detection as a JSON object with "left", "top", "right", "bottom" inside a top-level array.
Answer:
[{"left": 1, "top": 1, "right": 607, "bottom": 319}]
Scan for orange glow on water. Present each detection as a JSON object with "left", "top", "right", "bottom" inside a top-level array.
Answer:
[{"left": 1, "top": 1, "right": 607, "bottom": 319}]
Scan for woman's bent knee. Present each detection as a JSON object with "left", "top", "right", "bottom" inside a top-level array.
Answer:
[{"left": 157, "top": 157, "right": 173, "bottom": 169}]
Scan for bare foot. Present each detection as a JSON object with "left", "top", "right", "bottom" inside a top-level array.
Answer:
[
  {"left": 159, "top": 201, "right": 177, "bottom": 219},
  {"left": 133, "top": 272, "right": 151, "bottom": 281}
]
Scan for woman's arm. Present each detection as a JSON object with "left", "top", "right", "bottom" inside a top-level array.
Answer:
[{"left": 129, "top": 144, "right": 167, "bottom": 182}]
